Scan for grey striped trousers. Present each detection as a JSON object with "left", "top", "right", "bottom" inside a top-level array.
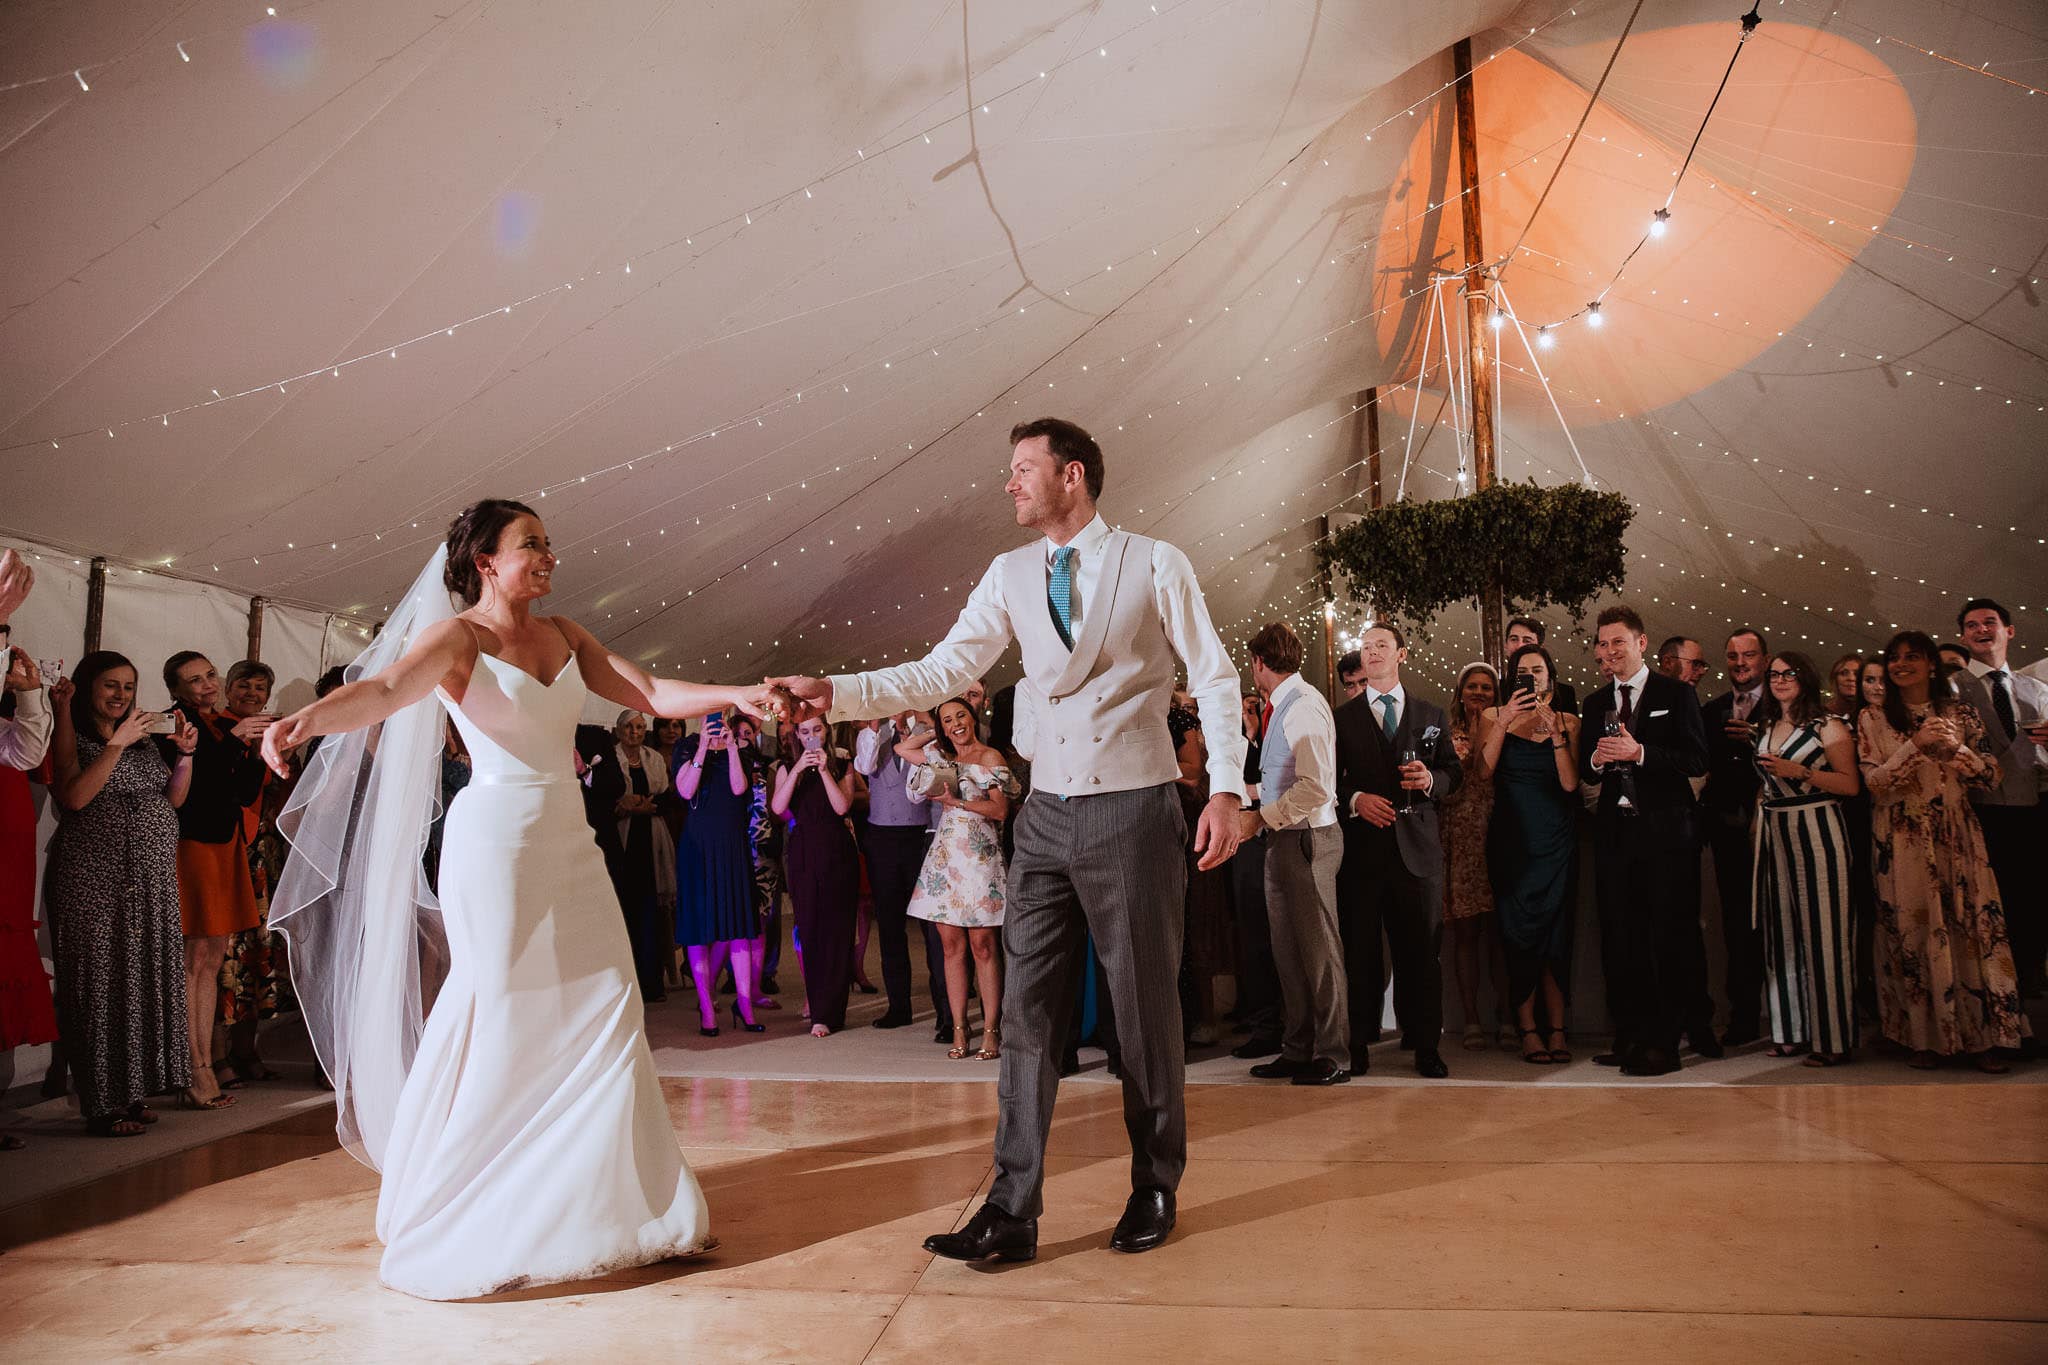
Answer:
[{"left": 990, "top": 783, "right": 1188, "bottom": 1219}]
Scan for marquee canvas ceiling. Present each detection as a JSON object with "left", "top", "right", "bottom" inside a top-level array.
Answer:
[{"left": 3, "top": 0, "right": 2044, "bottom": 694}]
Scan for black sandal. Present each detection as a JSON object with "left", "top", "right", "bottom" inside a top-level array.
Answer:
[
  {"left": 1519, "top": 1028, "right": 1552, "bottom": 1064},
  {"left": 86, "top": 1115, "right": 148, "bottom": 1138},
  {"left": 1545, "top": 1028, "right": 1572, "bottom": 1064}
]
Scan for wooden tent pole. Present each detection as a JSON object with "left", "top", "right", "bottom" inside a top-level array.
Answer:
[
  {"left": 1452, "top": 36, "right": 1505, "bottom": 669},
  {"left": 83, "top": 558, "right": 107, "bottom": 656},
  {"left": 247, "top": 597, "right": 265, "bottom": 663}
]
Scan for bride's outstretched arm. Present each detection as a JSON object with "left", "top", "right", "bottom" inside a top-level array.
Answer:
[
  {"left": 261, "top": 618, "right": 474, "bottom": 776},
  {"left": 556, "top": 617, "right": 773, "bottom": 722}
]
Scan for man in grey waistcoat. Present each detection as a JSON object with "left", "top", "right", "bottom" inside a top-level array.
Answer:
[{"left": 771, "top": 418, "right": 1247, "bottom": 1260}]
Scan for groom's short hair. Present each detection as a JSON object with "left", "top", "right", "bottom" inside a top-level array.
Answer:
[{"left": 1011, "top": 417, "right": 1104, "bottom": 499}]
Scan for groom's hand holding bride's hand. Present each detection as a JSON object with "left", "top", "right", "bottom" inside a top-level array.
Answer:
[
  {"left": 764, "top": 675, "right": 833, "bottom": 724},
  {"left": 1192, "top": 793, "right": 1245, "bottom": 871},
  {"left": 732, "top": 682, "right": 807, "bottom": 725}
]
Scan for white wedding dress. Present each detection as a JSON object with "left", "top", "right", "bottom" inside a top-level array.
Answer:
[{"left": 373, "top": 647, "right": 710, "bottom": 1299}]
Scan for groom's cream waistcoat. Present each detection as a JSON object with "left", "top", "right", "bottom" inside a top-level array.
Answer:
[{"left": 1006, "top": 530, "right": 1181, "bottom": 797}]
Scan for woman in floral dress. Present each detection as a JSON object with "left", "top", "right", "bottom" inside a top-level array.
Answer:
[
  {"left": 216, "top": 661, "right": 294, "bottom": 1086},
  {"left": 1442, "top": 662, "right": 1511, "bottom": 1050},
  {"left": 904, "top": 698, "right": 1019, "bottom": 1060},
  {"left": 1856, "top": 631, "right": 2024, "bottom": 1071}
]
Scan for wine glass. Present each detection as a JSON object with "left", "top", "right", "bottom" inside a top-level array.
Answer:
[{"left": 1398, "top": 746, "right": 1419, "bottom": 812}]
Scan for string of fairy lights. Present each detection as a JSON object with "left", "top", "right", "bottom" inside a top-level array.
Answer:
[
  {"left": 131, "top": 90, "right": 1577, "bottom": 590},
  {"left": 5, "top": 0, "right": 1584, "bottom": 466}
]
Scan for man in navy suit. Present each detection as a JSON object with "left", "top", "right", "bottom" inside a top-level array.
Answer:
[
  {"left": 1580, "top": 605, "right": 1711, "bottom": 1076},
  {"left": 1333, "top": 624, "right": 1461, "bottom": 1077}
]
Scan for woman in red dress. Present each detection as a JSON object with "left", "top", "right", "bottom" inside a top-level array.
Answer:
[{"left": 0, "top": 622, "right": 59, "bottom": 1150}]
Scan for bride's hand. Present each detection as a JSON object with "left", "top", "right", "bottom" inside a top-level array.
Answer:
[{"left": 263, "top": 712, "right": 311, "bottom": 777}]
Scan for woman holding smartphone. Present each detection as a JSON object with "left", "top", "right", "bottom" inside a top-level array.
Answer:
[
  {"left": 772, "top": 714, "right": 859, "bottom": 1036},
  {"left": 47, "top": 651, "right": 200, "bottom": 1133},
  {"left": 674, "top": 710, "right": 762, "bottom": 1035},
  {"left": 1475, "top": 644, "right": 1581, "bottom": 1063},
  {"left": 163, "top": 651, "right": 271, "bottom": 1109}
]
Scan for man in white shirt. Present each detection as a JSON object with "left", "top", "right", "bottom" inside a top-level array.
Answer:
[
  {"left": 853, "top": 712, "right": 946, "bottom": 1033},
  {"left": 1958, "top": 598, "right": 2048, "bottom": 995},
  {"left": 1238, "top": 623, "right": 1349, "bottom": 1085},
  {"left": 769, "top": 418, "right": 1246, "bottom": 1262}
]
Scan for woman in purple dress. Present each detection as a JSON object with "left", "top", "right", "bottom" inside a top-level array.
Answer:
[{"left": 771, "top": 714, "right": 859, "bottom": 1036}]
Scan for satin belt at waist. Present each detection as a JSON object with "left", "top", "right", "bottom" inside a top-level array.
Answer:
[
  {"left": 1761, "top": 791, "right": 1837, "bottom": 811},
  {"left": 465, "top": 771, "right": 580, "bottom": 789}
]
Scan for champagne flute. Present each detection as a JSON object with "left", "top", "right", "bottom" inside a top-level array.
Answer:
[{"left": 1398, "top": 746, "right": 1419, "bottom": 813}]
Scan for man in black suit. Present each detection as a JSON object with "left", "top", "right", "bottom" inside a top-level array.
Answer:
[
  {"left": 1507, "top": 618, "right": 1579, "bottom": 716},
  {"left": 1657, "top": 636, "right": 1709, "bottom": 691},
  {"left": 1581, "top": 605, "right": 1711, "bottom": 1076},
  {"left": 1333, "top": 624, "right": 1462, "bottom": 1077},
  {"left": 1699, "top": 629, "right": 1768, "bottom": 1047}
]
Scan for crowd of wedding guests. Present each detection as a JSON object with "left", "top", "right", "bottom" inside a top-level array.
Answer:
[
  {"left": 3, "top": 527, "right": 2041, "bottom": 1147},
  {"left": 0, "top": 545, "right": 318, "bottom": 1147},
  {"left": 1225, "top": 601, "right": 2043, "bottom": 1081}
]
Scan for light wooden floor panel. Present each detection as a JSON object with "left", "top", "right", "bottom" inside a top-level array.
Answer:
[{"left": 3, "top": 1078, "right": 2044, "bottom": 1363}]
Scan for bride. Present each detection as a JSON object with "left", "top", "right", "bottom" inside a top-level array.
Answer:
[{"left": 262, "top": 498, "right": 772, "bottom": 1300}]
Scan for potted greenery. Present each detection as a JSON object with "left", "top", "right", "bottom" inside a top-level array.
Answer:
[{"left": 1318, "top": 481, "right": 1633, "bottom": 640}]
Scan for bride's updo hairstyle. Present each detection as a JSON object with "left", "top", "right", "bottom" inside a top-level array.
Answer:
[{"left": 444, "top": 498, "right": 540, "bottom": 606}]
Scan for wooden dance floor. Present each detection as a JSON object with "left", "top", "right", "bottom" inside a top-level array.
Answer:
[{"left": 3, "top": 1073, "right": 2045, "bottom": 1361}]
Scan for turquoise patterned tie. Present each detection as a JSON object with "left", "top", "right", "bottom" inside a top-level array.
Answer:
[
  {"left": 1376, "top": 693, "right": 1397, "bottom": 740},
  {"left": 1048, "top": 546, "right": 1077, "bottom": 648}
]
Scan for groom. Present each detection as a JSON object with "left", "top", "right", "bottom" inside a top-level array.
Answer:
[{"left": 771, "top": 418, "right": 1247, "bottom": 1259}]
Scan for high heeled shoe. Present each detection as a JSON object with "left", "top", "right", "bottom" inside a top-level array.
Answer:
[
  {"left": 731, "top": 1001, "right": 765, "bottom": 1033},
  {"left": 699, "top": 1016, "right": 721, "bottom": 1038},
  {"left": 947, "top": 1023, "right": 973, "bottom": 1060}
]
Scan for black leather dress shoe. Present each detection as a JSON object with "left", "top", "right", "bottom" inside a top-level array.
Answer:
[
  {"left": 1720, "top": 1025, "right": 1760, "bottom": 1048},
  {"left": 1291, "top": 1058, "right": 1351, "bottom": 1086},
  {"left": 1414, "top": 1051, "right": 1450, "bottom": 1079},
  {"left": 1231, "top": 1036, "right": 1283, "bottom": 1060},
  {"left": 924, "top": 1202, "right": 1038, "bottom": 1263},
  {"left": 1688, "top": 1030, "right": 1726, "bottom": 1059},
  {"left": 934, "top": 1022, "right": 955, "bottom": 1045},
  {"left": 871, "top": 1012, "right": 912, "bottom": 1029},
  {"left": 1248, "top": 1056, "right": 1310, "bottom": 1079},
  {"left": 1109, "top": 1187, "right": 1176, "bottom": 1253},
  {"left": 1622, "top": 1049, "right": 1681, "bottom": 1077},
  {"left": 1592, "top": 1051, "right": 1624, "bottom": 1067}
]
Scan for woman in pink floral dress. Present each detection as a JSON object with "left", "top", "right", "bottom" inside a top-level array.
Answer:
[
  {"left": 904, "top": 698, "right": 1020, "bottom": 1061},
  {"left": 1856, "top": 632, "right": 2024, "bottom": 1071}
]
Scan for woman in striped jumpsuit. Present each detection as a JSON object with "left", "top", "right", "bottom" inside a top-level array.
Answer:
[{"left": 1751, "top": 652, "right": 1863, "bottom": 1065}]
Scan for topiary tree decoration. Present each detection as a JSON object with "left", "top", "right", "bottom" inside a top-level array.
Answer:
[{"left": 1317, "top": 481, "right": 1633, "bottom": 641}]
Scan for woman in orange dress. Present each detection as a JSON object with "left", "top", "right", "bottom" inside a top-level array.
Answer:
[{"left": 164, "top": 652, "right": 270, "bottom": 1108}]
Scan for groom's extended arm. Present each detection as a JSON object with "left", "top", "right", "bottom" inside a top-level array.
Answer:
[
  {"left": 1152, "top": 542, "right": 1246, "bottom": 803},
  {"left": 824, "top": 560, "right": 1014, "bottom": 722}
]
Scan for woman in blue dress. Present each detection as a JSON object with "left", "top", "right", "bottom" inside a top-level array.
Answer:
[{"left": 673, "top": 711, "right": 763, "bottom": 1035}]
